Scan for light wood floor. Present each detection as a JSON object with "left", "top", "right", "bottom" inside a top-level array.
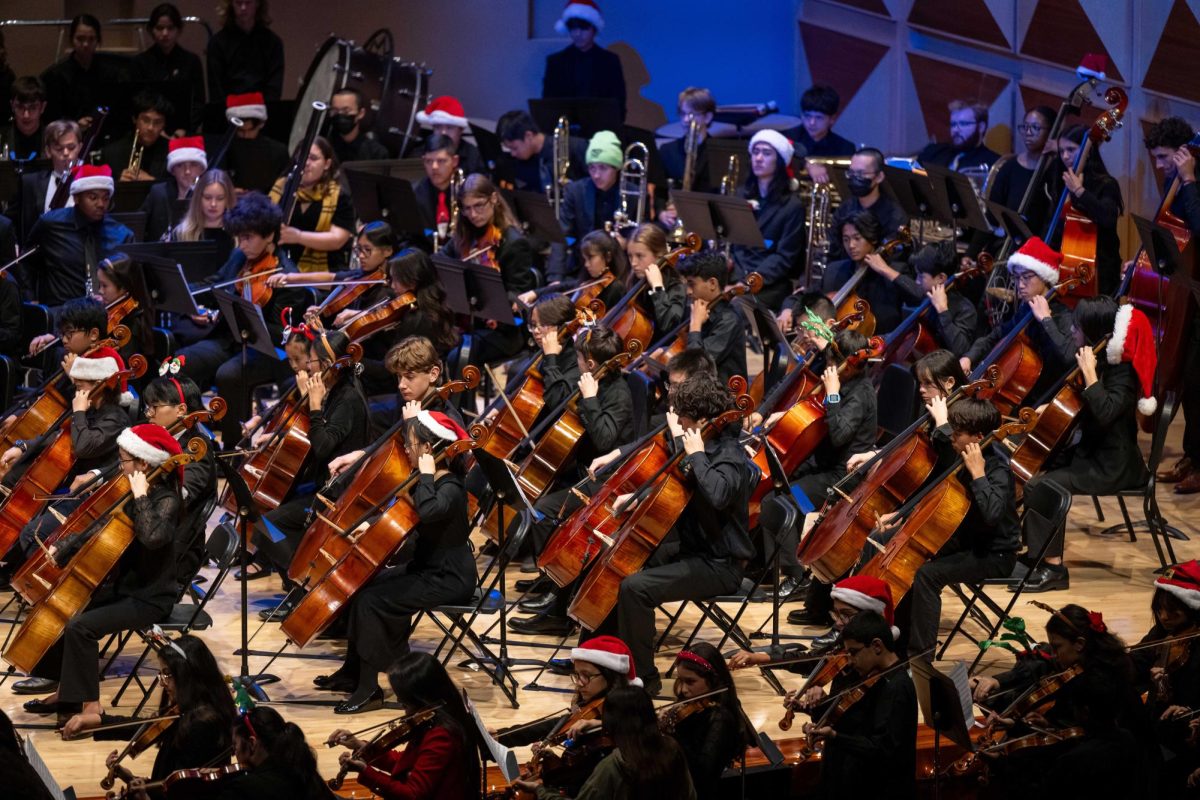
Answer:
[{"left": 5, "top": 427, "right": 1197, "bottom": 799}]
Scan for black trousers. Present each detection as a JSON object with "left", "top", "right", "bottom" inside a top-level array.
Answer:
[
  {"left": 252, "top": 495, "right": 313, "bottom": 586},
  {"left": 33, "top": 588, "right": 168, "bottom": 703},
  {"left": 1182, "top": 321, "right": 1200, "bottom": 460},
  {"left": 902, "top": 549, "right": 1016, "bottom": 658},
  {"left": 177, "top": 337, "right": 292, "bottom": 443},
  {"left": 16, "top": 499, "right": 80, "bottom": 561},
  {"left": 778, "top": 468, "right": 841, "bottom": 577}
]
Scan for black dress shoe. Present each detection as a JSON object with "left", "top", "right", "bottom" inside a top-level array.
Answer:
[
  {"left": 546, "top": 658, "right": 573, "bottom": 676},
  {"left": 1016, "top": 565, "right": 1069, "bottom": 593},
  {"left": 257, "top": 601, "right": 295, "bottom": 621},
  {"left": 811, "top": 629, "right": 839, "bottom": 650},
  {"left": 508, "top": 613, "right": 576, "bottom": 636},
  {"left": 515, "top": 576, "right": 553, "bottom": 593},
  {"left": 235, "top": 563, "right": 272, "bottom": 581},
  {"left": 22, "top": 698, "right": 62, "bottom": 715},
  {"left": 12, "top": 676, "right": 59, "bottom": 695},
  {"left": 787, "top": 608, "right": 831, "bottom": 627},
  {"left": 518, "top": 592, "right": 558, "bottom": 613},
  {"left": 334, "top": 688, "right": 384, "bottom": 715},
  {"left": 313, "top": 674, "right": 356, "bottom": 693}
]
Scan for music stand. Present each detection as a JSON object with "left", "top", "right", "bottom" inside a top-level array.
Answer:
[
  {"left": 734, "top": 295, "right": 789, "bottom": 391},
  {"left": 431, "top": 255, "right": 471, "bottom": 316},
  {"left": 882, "top": 166, "right": 955, "bottom": 233},
  {"left": 0, "top": 157, "right": 48, "bottom": 211},
  {"left": 432, "top": 254, "right": 520, "bottom": 326},
  {"left": 912, "top": 658, "right": 976, "bottom": 800},
  {"left": 128, "top": 251, "right": 203, "bottom": 316},
  {"left": 671, "top": 190, "right": 720, "bottom": 240},
  {"left": 116, "top": 240, "right": 221, "bottom": 283},
  {"left": 469, "top": 122, "right": 505, "bottom": 172},
  {"left": 528, "top": 97, "right": 622, "bottom": 140},
  {"left": 923, "top": 164, "right": 993, "bottom": 234},
  {"left": 673, "top": 190, "right": 767, "bottom": 249},
  {"left": 212, "top": 289, "right": 284, "bottom": 365},
  {"left": 985, "top": 200, "right": 1034, "bottom": 248},
  {"left": 705, "top": 138, "right": 753, "bottom": 188},
  {"left": 1132, "top": 213, "right": 1184, "bottom": 277},
  {"left": 111, "top": 180, "right": 156, "bottom": 214},
  {"left": 110, "top": 212, "right": 148, "bottom": 242},
  {"left": 511, "top": 191, "right": 567, "bottom": 244}
]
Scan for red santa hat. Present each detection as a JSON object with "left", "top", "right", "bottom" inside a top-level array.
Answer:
[
  {"left": 830, "top": 574, "right": 900, "bottom": 639},
  {"left": 749, "top": 130, "right": 796, "bottom": 168},
  {"left": 70, "top": 164, "right": 114, "bottom": 196},
  {"left": 1106, "top": 303, "right": 1158, "bottom": 416},
  {"left": 571, "top": 635, "right": 641, "bottom": 686},
  {"left": 117, "top": 423, "right": 183, "bottom": 468},
  {"left": 1156, "top": 561, "right": 1200, "bottom": 610},
  {"left": 167, "top": 136, "right": 207, "bottom": 172},
  {"left": 415, "top": 410, "right": 468, "bottom": 442},
  {"left": 416, "top": 96, "right": 468, "bottom": 130},
  {"left": 69, "top": 346, "right": 135, "bottom": 405},
  {"left": 226, "top": 92, "right": 267, "bottom": 122},
  {"left": 1076, "top": 53, "right": 1108, "bottom": 82},
  {"left": 1006, "top": 236, "right": 1063, "bottom": 287},
  {"left": 555, "top": 0, "right": 605, "bottom": 34}
]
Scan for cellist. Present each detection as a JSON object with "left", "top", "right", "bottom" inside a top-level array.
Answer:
[
  {"left": 678, "top": 251, "right": 748, "bottom": 385},
  {"left": 821, "top": 211, "right": 909, "bottom": 333},
  {"left": 866, "top": 240, "right": 978, "bottom": 357},
  {"left": 15, "top": 423, "right": 186, "bottom": 728},
  {"left": 626, "top": 222, "right": 687, "bottom": 336}
]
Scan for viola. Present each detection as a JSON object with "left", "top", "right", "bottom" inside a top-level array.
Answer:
[
  {"left": 566, "top": 392, "right": 754, "bottom": 631},
  {"left": 778, "top": 650, "right": 851, "bottom": 731},
  {"left": 12, "top": 400, "right": 227, "bottom": 606},
  {"left": 316, "top": 265, "right": 387, "bottom": 321},
  {"left": 100, "top": 705, "right": 181, "bottom": 790},
  {"left": 113, "top": 764, "right": 243, "bottom": 799},
  {"left": 3, "top": 438, "right": 207, "bottom": 674},
  {"left": 829, "top": 228, "right": 912, "bottom": 337},
  {"left": 329, "top": 706, "right": 440, "bottom": 790},
  {"left": 339, "top": 291, "right": 418, "bottom": 343},
  {"left": 288, "top": 368, "right": 479, "bottom": 587}
]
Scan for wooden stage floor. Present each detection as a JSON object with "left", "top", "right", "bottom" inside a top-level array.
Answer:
[{"left": 4, "top": 427, "right": 1197, "bottom": 798}]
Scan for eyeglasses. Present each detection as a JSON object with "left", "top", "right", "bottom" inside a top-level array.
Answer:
[
  {"left": 1017, "top": 124, "right": 1045, "bottom": 134},
  {"left": 157, "top": 670, "right": 174, "bottom": 681},
  {"left": 463, "top": 200, "right": 492, "bottom": 214},
  {"left": 570, "top": 671, "right": 602, "bottom": 686}
]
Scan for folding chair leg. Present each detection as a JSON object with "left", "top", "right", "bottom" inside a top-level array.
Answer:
[
  {"left": 110, "top": 643, "right": 154, "bottom": 707},
  {"left": 1116, "top": 496, "right": 1136, "bottom": 542},
  {"left": 1091, "top": 495, "right": 1105, "bottom": 522}
]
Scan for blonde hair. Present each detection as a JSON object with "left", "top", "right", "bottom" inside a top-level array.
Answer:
[
  {"left": 629, "top": 223, "right": 668, "bottom": 258},
  {"left": 173, "top": 169, "right": 236, "bottom": 242},
  {"left": 677, "top": 87, "right": 716, "bottom": 115},
  {"left": 385, "top": 336, "right": 441, "bottom": 374},
  {"left": 450, "top": 173, "right": 520, "bottom": 254}
]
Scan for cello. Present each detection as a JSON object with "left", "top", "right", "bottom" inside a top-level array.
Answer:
[
  {"left": 828, "top": 228, "right": 912, "bottom": 337},
  {"left": 3, "top": 438, "right": 207, "bottom": 674},
  {"left": 644, "top": 272, "right": 763, "bottom": 372},
  {"left": 599, "top": 233, "right": 701, "bottom": 349}
]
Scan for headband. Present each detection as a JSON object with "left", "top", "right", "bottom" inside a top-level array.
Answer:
[
  {"left": 280, "top": 307, "right": 315, "bottom": 346},
  {"left": 147, "top": 625, "right": 186, "bottom": 660},
  {"left": 675, "top": 650, "right": 715, "bottom": 674},
  {"left": 157, "top": 356, "right": 188, "bottom": 404}
]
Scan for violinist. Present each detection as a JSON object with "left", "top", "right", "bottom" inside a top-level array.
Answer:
[
  {"left": 248, "top": 328, "right": 370, "bottom": 606},
  {"left": 17, "top": 423, "right": 186, "bottom": 728},
  {"left": 378, "top": 249, "right": 460, "bottom": 376},
  {"left": 141, "top": 136, "right": 208, "bottom": 241},
  {"left": 555, "top": 131, "right": 622, "bottom": 276},
  {"left": 282, "top": 220, "right": 396, "bottom": 317},
  {"left": 869, "top": 240, "right": 978, "bottom": 357},
  {"left": 570, "top": 229, "right": 629, "bottom": 312},
  {"left": 826, "top": 148, "right": 909, "bottom": 263},
  {"left": 1045, "top": 669, "right": 1145, "bottom": 800},
  {"left": 314, "top": 411, "right": 476, "bottom": 714},
  {"left": 666, "top": 643, "right": 755, "bottom": 799},
  {"left": 175, "top": 191, "right": 301, "bottom": 443},
  {"left": 60, "top": 634, "right": 236, "bottom": 797},
  {"left": 805, "top": 610, "right": 917, "bottom": 799},
  {"left": 413, "top": 134, "right": 459, "bottom": 246},
  {"left": 269, "top": 136, "right": 355, "bottom": 273},
  {"left": 896, "top": 396, "right": 1019, "bottom": 658},
  {"left": 326, "top": 651, "right": 482, "bottom": 798},
  {"left": 678, "top": 251, "right": 748, "bottom": 384},
  {"left": 626, "top": 222, "right": 687, "bottom": 336},
  {"left": 1018, "top": 297, "right": 1152, "bottom": 592},
  {"left": 513, "top": 685, "right": 696, "bottom": 800},
  {"left": 95, "top": 254, "right": 155, "bottom": 366},
  {"left": 959, "top": 236, "right": 1077, "bottom": 400},
  {"left": 1047, "top": 124, "right": 1124, "bottom": 296},
  {"left": 216, "top": 706, "right": 335, "bottom": 800},
  {"left": 441, "top": 174, "right": 536, "bottom": 365},
  {"left": 821, "top": 211, "right": 909, "bottom": 333},
  {"left": 730, "top": 130, "right": 805, "bottom": 311}
]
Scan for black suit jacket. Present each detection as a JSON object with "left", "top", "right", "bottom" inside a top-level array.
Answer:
[{"left": 542, "top": 45, "right": 627, "bottom": 121}]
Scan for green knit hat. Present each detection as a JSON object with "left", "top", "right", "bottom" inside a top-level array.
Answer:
[{"left": 586, "top": 131, "right": 623, "bottom": 169}]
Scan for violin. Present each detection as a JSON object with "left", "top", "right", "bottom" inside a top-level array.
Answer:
[
  {"left": 1154, "top": 624, "right": 1198, "bottom": 704},
  {"left": 657, "top": 688, "right": 728, "bottom": 735},
  {"left": 111, "top": 764, "right": 243, "bottom": 799},
  {"left": 338, "top": 291, "right": 418, "bottom": 343},
  {"left": 106, "top": 294, "right": 139, "bottom": 332},
  {"left": 829, "top": 228, "right": 912, "bottom": 337},
  {"left": 100, "top": 706, "right": 181, "bottom": 790},
  {"left": 512, "top": 697, "right": 607, "bottom": 796},
  {"left": 779, "top": 650, "right": 851, "bottom": 731},
  {"left": 465, "top": 224, "right": 504, "bottom": 270},
  {"left": 329, "top": 706, "right": 441, "bottom": 789},
  {"left": 234, "top": 251, "right": 281, "bottom": 306},
  {"left": 316, "top": 257, "right": 387, "bottom": 320}
]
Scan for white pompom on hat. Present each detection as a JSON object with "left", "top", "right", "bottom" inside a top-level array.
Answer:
[
  {"left": 555, "top": 0, "right": 605, "bottom": 34},
  {"left": 416, "top": 96, "right": 469, "bottom": 130}
]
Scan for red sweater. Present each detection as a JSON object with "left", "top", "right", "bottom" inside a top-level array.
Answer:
[{"left": 358, "top": 724, "right": 474, "bottom": 799}]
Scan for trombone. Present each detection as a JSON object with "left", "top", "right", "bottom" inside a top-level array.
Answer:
[
  {"left": 548, "top": 116, "right": 570, "bottom": 220},
  {"left": 720, "top": 154, "right": 739, "bottom": 196},
  {"left": 612, "top": 142, "right": 649, "bottom": 232}
]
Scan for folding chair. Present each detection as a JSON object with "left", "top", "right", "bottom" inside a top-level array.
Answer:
[{"left": 938, "top": 478, "right": 1071, "bottom": 670}]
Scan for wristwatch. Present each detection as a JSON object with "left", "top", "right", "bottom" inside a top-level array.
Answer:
[{"left": 825, "top": 393, "right": 841, "bottom": 404}]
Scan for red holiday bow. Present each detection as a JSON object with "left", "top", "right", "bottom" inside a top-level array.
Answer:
[
  {"left": 1087, "top": 611, "right": 1107, "bottom": 634},
  {"left": 280, "top": 307, "right": 314, "bottom": 345}
]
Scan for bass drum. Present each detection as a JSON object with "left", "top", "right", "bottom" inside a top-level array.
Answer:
[{"left": 290, "top": 30, "right": 431, "bottom": 157}]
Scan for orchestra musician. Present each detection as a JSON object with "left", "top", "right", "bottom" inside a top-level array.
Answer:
[
  {"left": 625, "top": 222, "right": 687, "bottom": 335},
  {"left": 568, "top": 229, "right": 630, "bottom": 312},
  {"left": 15, "top": 423, "right": 187, "bottom": 729},
  {"left": 221, "top": 92, "right": 291, "bottom": 195},
  {"left": 783, "top": 85, "right": 858, "bottom": 184},
  {"left": 11, "top": 298, "right": 108, "bottom": 430},
  {"left": 917, "top": 99, "right": 1001, "bottom": 172},
  {"left": 1, "top": 76, "right": 46, "bottom": 162},
  {"left": 495, "top": 109, "right": 587, "bottom": 194},
  {"left": 412, "top": 134, "right": 460, "bottom": 247},
  {"left": 659, "top": 87, "right": 718, "bottom": 198},
  {"left": 679, "top": 251, "right": 748, "bottom": 384},
  {"left": 141, "top": 136, "right": 208, "bottom": 241},
  {"left": 327, "top": 87, "right": 390, "bottom": 163},
  {"left": 821, "top": 211, "right": 910, "bottom": 334},
  {"left": 170, "top": 168, "right": 237, "bottom": 263},
  {"left": 10, "top": 119, "right": 80, "bottom": 242},
  {"left": 206, "top": 0, "right": 286, "bottom": 102},
  {"left": 216, "top": 705, "right": 335, "bottom": 800},
  {"left": 542, "top": 1, "right": 627, "bottom": 123},
  {"left": 414, "top": 95, "right": 487, "bottom": 176},
  {"left": 556, "top": 131, "right": 623, "bottom": 278},
  {"left": 314, "top": 411, "right": 477, "bottom": 714},
  {"left": 99, "top": 91, "right": 173, "bottom": 183},
  {"left": 39, "top": 14, "right": 123, "bottom": 125},
  {"left": 1018, "top": 297, "right": 1153, "bottom": 592},
  {"left": 825, "top": 148, "right": 909, "bottom": 264},
  {"left": 729, "top": 130, "right": 806, "bottom": 311},
  {"left": 869, "top": 240, "right": 978, "bottom": 357},
  {"left": 278, "top": 220, "right": 395, "bottom": 308},
  {"left": 129, "top": 4, "right": 206, "bottom": 134},
  {"left": 325, "top": 652, "right": 483, "bottom": 798},
  {"left": 94, "top": 254, "right": 156, "bottom": 365},
  {"left": 269, "top": 136, "right": 355, "bottom": 273}
]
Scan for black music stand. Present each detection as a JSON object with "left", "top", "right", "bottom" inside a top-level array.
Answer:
[
  {"left": 734, "top": 294, "right": 789, "bottom": 391},
  {"left": 882, "top": 166, "right": 955, "bottom": 238},
  {"left": 923, "top": 164, "right": 992, "bottom": 234},
  {"left": 985, "top": 200, "right": 1035, "bottom": 248},
  {"left": 511, "top": 191, "right": 567, "bottom": 244},
  {"left": 116, "top": 240, "right": 221, "bottom": 283},
  {"left": 705, "top": 138, "right": 753, "bottom": 187},
  {"left": 110, "top": 212, "right": 148, "bottom": 243},
  {"left": 469, "top": 123, "right": 504, "bottom": 173},
  {"left": 1132, "top": 213, "right": 1184, "bottom": 277},
  {"left": 432, "top": 255, "right": 520, "bottom": 326},
  {"left": 673, "top": 190, "right": 767, "bottom": 248},
  {"left": 912, "top": 658, "right": 976, "bottom": 800},
  {"left": 111, "top": 180, "right": 156, "bottom": 214},
  {"left": 213, "top": 288, "right": 283, "bottom": 365},
  {"left": 528, "top": 97, "right": 622, "bottom": 140},
  {"left": 132, "top": 253, "right": 203, "bottom": 317},
  {"left": 0, "top": 157, "right": 48, "bottom": 226},
  {"left": 343, "top": 167, "right": 426, "bottom": 236}
]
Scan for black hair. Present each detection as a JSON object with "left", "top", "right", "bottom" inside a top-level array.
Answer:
[
  {"left": 1144, "top": 116, "right": 1195, "bottom": 151},
  {"left": 1045, "top": 604, "right": 1131, "bottom": 679},
  {"left": 1029, "top": 105, "right": 1056, "bottom": 128},
  {"left": 831, "top": 329, "right": 869, "bottom": 367},
  {"left": 157, "top": 635, "right": 237, "bottom": 751},
  {"left": 565, "top": 17, "right": 596, "bottom": 33},
  {"left": 533, "top": 294, "right": 575, "bottom": 328},
  {"left": 147, "top": 3, "right": 183, "bottom": 29},
  {"left": 676, "top": 642, "right": 757, "bottom": 747},
  {"left": 801, "top": 85, "right": 840, "bottom": 116},
  {"left": 11, "top": 76, "right": 45, "bottom": 104},
  {"left": 144, "top": 374, "right": 203, "bottom": 412},
  {"left": 601, "top": 686, "right": 693, "bottom": 800},
  {"left": 57, "top": 296, "right": 107, "bottom": 337},
  {"left": 234, "top": 707, "right": 326, "bottom": 797},
  {"left": 576, "top": 325, "right": 623, "bottom": 365},
  {"left": 678, "top": 251, "right": 729, "bottom": 288},
  {"left": 497, "top": 110, "right": 540, "bottom": 143},
  {"left": 911, "top": 240, "right": 957, "bottom": 278},
  {"left": 947, "top": 396, "right": 998, "bottom": 437},
  {"left": 132, "top": 90, "right": 174, "bottom": 119},
  {"left": 742, "top": 145, "right": 793, "bottom": 204},
  {"left": 912, "top": 349, "right": 967, "bottom": 394},
  {"left": 424, "top": 133, "right": 458, "bottom": 157},
  {"left": 1072, "top": 295, "right": 1118, "bottom": 347},
  {"left": 579, "top": 229, "right": 629, "bottom": 281},
  {"left": 386, "top": 653, "right": 483, "bottom": 798},
  {"left": 842, "top": 210, "right": 883, "bottom": 247},
  {"left": 404, "top": 415, "right": 468, "bottom": 476},
  {"left": 842, "top": 610, "right": 897, "bottom": 652},
  {"left": 1073, "top": 668, "right": 1121, "bottom": 732},
  {"left": 1151, "top": 585, "right": 1200, "bottom": 627},
  {"left": 665, "top": 348, "right": 717, "bottom": 379},
  {"left": 357, "top": 220, "right": 397, "bottom": 253},
  {"left": 1060, "top": 124, "right": 1113, "bottom": 179},
  {"left": 669, "top": 372, "right": 732, "bottom": 421},
  {"left": 331, "top": 86, "right": 366, "bottom": 110},
  {"left": 387, "top": 248, "right": 457, "bottom": 354},
  {"left": 98, "top": 254, "right": 155, "bottom": 354},
  {"left": 312, "top": 329, "right": 350, "bottom": 365},
  {"left": 854, "top": 146, "right": 885, "bottom": 173},
  {"left": 796, "top": 291, "right": 836, "bottom": 321},
  {"left": 70, "top": 14, "right": 102, "bottom": 41},
  {"left": 224, "top": 192, "right": 282, "bottom": 238}
]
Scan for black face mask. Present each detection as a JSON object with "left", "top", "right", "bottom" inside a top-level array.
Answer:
[
  {"left": 331, "top": 114, "right": 357, "bottom": 136},
  {"left": 846, "top": 175, "right": 875, "bottom": 197}
]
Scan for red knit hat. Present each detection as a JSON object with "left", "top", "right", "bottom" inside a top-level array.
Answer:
[
  {"left": 1106, "top": 304, "right": 1157, "bottom": 416},
  {"left": 571, "top": 635, "right": 641, "bottom": 686},
  {"left": 226, "top": 92, "right": 267, "bottom": 121},
  {"left": 117, "top": 423, "right": 183, "bottom": 467},
  {"left": 1006, "top": 236, "right": 1063, "bottom": 287},
  {"left": 416, "top": 410, "right": 468, "bottom": 442},
  {"left": 416, "top": 96, "right": 468, "bottom": 130},
  {"left": 70, "top": 164, "right": 114, "bottom": 196},
  {"left": 555, "top": 0, "right": 605, "bottom": 34},
  {"left": 831, "top": 575, "right": 899, "bottom": 638},
  {"left": 69, "top": 346, "right": 133, "bottom": 404},
  {"left": 1156, "top": 561, "right": 1200, "bottom": 610},
  {"left": 167, "top": 136, "right": 207, "bottom": 172}
]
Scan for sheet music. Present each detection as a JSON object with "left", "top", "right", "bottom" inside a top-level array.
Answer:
[
  {"left": 23, "top": 734, "right": 69, "bottom": 800},
  {"left": 947, "top": 661, "right": 979, "bottom": 729},
  {"left": 465, "top": 694, "right": 520, "bottom": 781}
]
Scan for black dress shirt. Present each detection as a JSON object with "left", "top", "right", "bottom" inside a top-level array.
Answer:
[{"left": 23, "top": 207, "right": 134, "bottom": 306}]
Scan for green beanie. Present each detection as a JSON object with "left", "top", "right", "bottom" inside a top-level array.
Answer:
[{"left": 586, "top": 131, "right": 623, "bottom": 169}]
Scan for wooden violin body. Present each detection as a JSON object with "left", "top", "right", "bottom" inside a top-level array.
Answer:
[{"left": 340, "top": 291, "right": 417, "bottom": 343}]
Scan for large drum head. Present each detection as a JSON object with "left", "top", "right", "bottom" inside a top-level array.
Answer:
[{"left": 291, "top": 36, "right": 348, "bottom": 152}]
